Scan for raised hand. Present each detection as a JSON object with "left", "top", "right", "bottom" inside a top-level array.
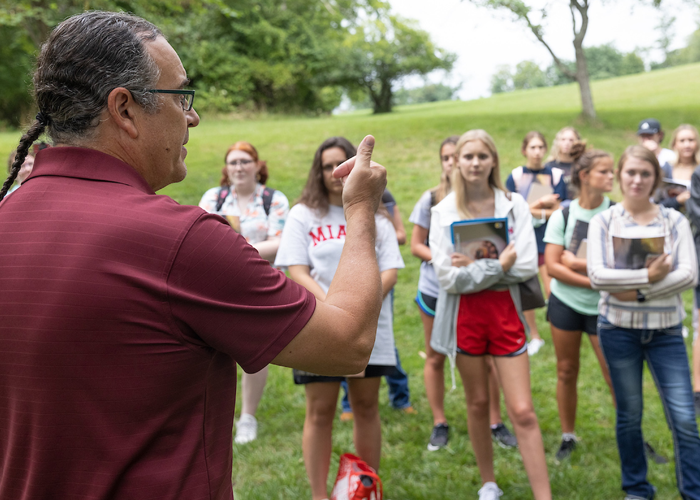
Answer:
[{"left": 333, "top": 135, "right": 386, "bottom": 218}]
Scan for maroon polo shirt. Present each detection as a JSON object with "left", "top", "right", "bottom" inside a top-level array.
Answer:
[{"left": 0, "top": 147, "right": 315, "bottom": 499}]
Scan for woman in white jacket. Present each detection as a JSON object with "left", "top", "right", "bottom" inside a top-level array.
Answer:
[{"left": 429, "top": 129, "right": 551, "bottom": 500}]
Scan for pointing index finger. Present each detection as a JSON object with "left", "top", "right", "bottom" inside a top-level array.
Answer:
[{"left": 333, "top": 135, "right": 375, "bottom": 179}]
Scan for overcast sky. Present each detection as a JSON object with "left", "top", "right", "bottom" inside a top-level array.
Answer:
[{"left": 389, "top": 0, "right": 695, "bottom": 100}]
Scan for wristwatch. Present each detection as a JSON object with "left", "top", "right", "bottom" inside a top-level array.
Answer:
[{"left": 636, "top": 289, "right": 646, "bottom": 303}]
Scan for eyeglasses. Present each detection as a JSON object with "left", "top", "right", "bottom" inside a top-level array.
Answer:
[
  {"left": 227, "top": 159, "right": 254, "bottom": 167},
  {"left": 146, "top": 89, "right": 195, "bottom": 111}
]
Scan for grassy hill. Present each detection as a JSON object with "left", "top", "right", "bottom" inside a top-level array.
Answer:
[{"left": 1, "top": 63, "right": 699, "bottom": 499}]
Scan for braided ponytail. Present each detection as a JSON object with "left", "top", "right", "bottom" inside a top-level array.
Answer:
[{"left": 0, "top": 115, "right": 47, "bottom": 201}]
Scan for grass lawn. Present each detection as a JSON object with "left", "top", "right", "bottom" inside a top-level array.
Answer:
[{"left": 2, "top": 63, "right": 700, "bottom": 499}]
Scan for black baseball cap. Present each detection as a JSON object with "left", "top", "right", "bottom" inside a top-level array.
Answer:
[{"left": 637, "top": 118, "right": 661, "bottom": 135}]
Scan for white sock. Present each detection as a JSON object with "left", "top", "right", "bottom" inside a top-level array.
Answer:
[
  {"left": 562, "top": 432, "right": 577, "bottom": 442},
  {"left": 238, "top": 413, "right": 256, "bottom": 424}
]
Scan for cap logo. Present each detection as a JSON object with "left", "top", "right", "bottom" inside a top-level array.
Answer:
[{"left": 642, "top": 123, "right": 649, "bottom": 129}]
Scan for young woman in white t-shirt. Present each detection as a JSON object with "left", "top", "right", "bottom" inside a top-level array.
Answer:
[
  {"left": 275, "top": 137, "right": 404, "bottom": 500},
  {"left": 198, "top": 141, "right": 290, "bottom": 445},
  {"left": 430, "top": 130, "right": 551, "bottom": 500},
  {"left": 409, "top": 136, "right": 517, "bottom": 452},
  {"left": 542, "top": 142, "right": 615, "bottom": 461}
]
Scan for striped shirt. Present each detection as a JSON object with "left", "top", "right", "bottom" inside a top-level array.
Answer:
[{"left": 587, "top": 203, "right": 697, "bottom": 329}]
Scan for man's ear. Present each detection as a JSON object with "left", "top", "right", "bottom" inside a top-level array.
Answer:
[{"left": 107, "top": 87, "right": 139, "bottom": 139}]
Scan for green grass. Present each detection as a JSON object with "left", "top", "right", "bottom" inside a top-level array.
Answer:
[{"left": 2, "top": 63, "right": 700, "bottom": 499}]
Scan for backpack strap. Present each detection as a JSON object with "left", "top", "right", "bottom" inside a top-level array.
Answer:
[
  {"left": 262, "top": 187, "right": 276, "bottom": 216},
  {"left": 215, "top": 186, "right": 230, "bottom": 212},
  {"left": 511, "top": 166, "right": 524, "bottom": 192},
  {"left": 561, "top": 206, "right": 570, "bottom": 234}
]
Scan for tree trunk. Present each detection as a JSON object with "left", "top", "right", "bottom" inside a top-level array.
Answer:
[
  {"left": 372, "top": 79, "right": 393, "bottom": 114},
  {"left": 573, "top": 36, "right": 595, "bottom": 120}
]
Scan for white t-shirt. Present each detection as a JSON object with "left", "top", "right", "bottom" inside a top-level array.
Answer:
[
  {"left": 275, "top": 204, "right": 404, "bottom": 366},
  {"left": 658, "top": 148, "right": 676, "bottom": 168},
  {"left": 409, "top": 190, "right": 440, "bottom": 297}
]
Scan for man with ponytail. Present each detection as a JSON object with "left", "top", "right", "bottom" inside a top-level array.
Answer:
[{"left": 0, "top": 11, "right": 389, "bottom": 500}]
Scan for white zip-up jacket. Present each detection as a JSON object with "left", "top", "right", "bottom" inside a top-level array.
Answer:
[{"left": 429, "top": 189, "right": 538, "bottom": 385}]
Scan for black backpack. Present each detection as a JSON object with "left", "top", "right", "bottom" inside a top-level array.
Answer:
[{"left": 214, "top": 186, "right": 276, "bottom": 216}]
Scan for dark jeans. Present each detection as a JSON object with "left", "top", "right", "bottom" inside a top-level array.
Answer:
[
  {"left": 598, "top": 316, "right": 700, "bottom": 500},
  {"left": 340, "top": 347, "right": 411, "bottom": 412}
]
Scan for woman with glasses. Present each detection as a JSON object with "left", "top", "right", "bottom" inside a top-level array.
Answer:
[
  {"left": 199, "top": 141, "right": 290, "bottom": 445},
  {"left": 275, "top": 136, "right": 403, "bottom": 500}
]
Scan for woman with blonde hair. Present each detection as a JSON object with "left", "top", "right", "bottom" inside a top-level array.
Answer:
[
  {"left": 409, "top": 136, "right": 516, "bottom": 452},
  {"left": 430, "top": 129, "right": 551, "bottom": 500},
  {"left": 546, "top": 126, "right": 582, "bottom": 193},
  {"left": 199, "top": 141, "right": 290, "bottom": 444}
]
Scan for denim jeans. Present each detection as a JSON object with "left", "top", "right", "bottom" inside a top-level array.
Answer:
[
  {"left": 340, "top": 346, "right": 411, "bottom": 412},
  {"left": 598, "top": 316, "right": 700, "bottom": 500}
]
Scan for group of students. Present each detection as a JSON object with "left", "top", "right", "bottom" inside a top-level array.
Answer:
[
  {"left": 185, "top": 119, "right": 700, "bottom": 500},
  {"left": 7, "top": 119, "right": 693, "bottom": 499}
]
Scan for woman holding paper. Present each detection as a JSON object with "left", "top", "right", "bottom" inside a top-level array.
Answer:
[
  {"left": 587, "top": 145, "right": 700, "bottom": 500},
  {"left": 198, "top": 141, "right": 290, "bottom": 445},
  {"left": 542, "top": 142, "right": 616, "bottom": 461},
  {"left": 274, "top": 136, "right": 403, "bottom": 500},
  {"left": 430, "top": 129, "right": 551, "bottom": 500},
  {"left": 506, "top": 131, "right": 568, "bottom": 355},
  {"left": 409, "top": 136, "right": 517, "bottom": 452}
]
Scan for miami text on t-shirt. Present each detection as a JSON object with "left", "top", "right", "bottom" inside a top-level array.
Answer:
[{"left": 309, "top": 224, "right": 347, "bottom": 246}]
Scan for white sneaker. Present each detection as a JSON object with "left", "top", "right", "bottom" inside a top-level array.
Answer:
[
  {"left": 478, "top": 482, "right": 503, "bottom": 500},
  {"left": 527, "top": 338, "right": 545, "bottom": 356},
  {"left": 234, "top": 413, "right": 258, "bottom": 444}
]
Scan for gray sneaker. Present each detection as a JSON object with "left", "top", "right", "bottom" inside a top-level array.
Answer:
[
  {"left": 427, "top": 423, "right": 449, "bottom": 451},
  {"left": 491, "top": 423, "right": 517, "bottom": 448},
  {"left": 555, "top": 437, "right": 577, "bottom": 461}
]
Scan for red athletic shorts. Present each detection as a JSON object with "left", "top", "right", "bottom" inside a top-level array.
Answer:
[{"left": 456, "top": 289, "right": 527, "bottom": 357}]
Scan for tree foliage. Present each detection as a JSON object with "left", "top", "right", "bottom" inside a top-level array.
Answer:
[
  {"left": 490, "top": 45, "right": 645, "bottom": 95},
  {"left": 0, "top": 0, "right": 455, "bottom": 125},
  {"left": 340, "top": 7, "right": 455, "bottom": 114}
]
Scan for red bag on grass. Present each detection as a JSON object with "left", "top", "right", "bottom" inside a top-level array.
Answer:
[{"left": 330, "top": 453, "right": 383, "bottom": 500}]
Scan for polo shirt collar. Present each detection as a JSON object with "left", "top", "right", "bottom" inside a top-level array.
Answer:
[{"left": 25, "top": 146, "right": 155, "bottom": 194}]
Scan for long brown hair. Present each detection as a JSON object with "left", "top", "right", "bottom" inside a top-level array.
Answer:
[
  {"left": 220, "top": 141, "right": 268, "bottom": 186},
  {"left": 452, "top": 129, "right": 506, "bottom": 219},
  {"left": 298, "top": 137, "right": 357, "bottom": 215},
  {"left": 568, "top": 141, "right": 613, "bottom": 190},
  {"left": 431, "top": 135, "right": 460, "bottom": 205}
]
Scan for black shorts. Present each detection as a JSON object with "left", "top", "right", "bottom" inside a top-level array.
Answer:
[
  {"left": 415, "top": 291, "right": 437, "bottom": 317},
  {"left": 547, "top": 292, "right": 598, "bottom": 335},
  {"left": 292, "top": 364, "right": 396, "bottom": 385}
]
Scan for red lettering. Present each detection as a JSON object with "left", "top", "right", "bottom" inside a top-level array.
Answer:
[
  {"left": 309, "top": 227, "right": 327, "bottom": 246},
  {"left": 337, "top": 225, "right": 346, "bottom": 239},
  {"left": 327, "top": 225, "right": 334, "bottom": 239}
]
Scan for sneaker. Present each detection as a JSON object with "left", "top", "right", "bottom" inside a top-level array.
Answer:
[
  {"left": 694, "top": 392, "right": 700, "bottom": 416},
  {"left": 340, "top": 411, "right": 354, "bottom": 422},
  {"left": 527, "top": 338, "right": 545, "bottom": 356},
  {"left": 478, "top": 481, "right": 503, "bottom": 500},
  {"left": 234, "top": 414, "right": 258, "bottom": 445},
  {"left": 644, "top": 441, "right": 669, "bottom": 464},
  {"left": 555, "top": 437, "right": 577, "bottom": 461},
  {"left": 427, "top": 423, "right": 449, "bottom": 451},
  {"left": 491, "top": 423, "right": 517, "bottom": 448}
]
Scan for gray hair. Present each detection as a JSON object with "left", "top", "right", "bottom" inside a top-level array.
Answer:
[{"left": 1, "top": 11, "right": 164, "bottom": 200}]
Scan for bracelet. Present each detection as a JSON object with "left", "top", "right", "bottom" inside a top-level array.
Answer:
[{"left": 540, "top": 208, "right": 546, "bottom": 222}]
